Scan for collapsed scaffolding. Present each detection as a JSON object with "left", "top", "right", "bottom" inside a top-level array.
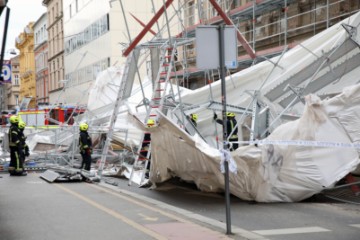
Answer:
[{"left": 1, "top": 0, "right": 360, "bottom": 202}]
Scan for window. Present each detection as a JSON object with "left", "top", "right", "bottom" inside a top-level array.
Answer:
[
  {"left": 64, "top": 14, "right": 109, "bottom": 54},
  {"left": 186, "top": 1, "right": 195, "bottom": 26},
  {"left": 14, "top": 74, "right": 19, "bottom": 85},
  {"left": 69, "top": 3, "right": 72, "bottom": 18},
  {"left": 15, "top": 95, "right": 19, "bottom": 106},
  {"left": 93, "top": 62, "right": 100, "bottom": 79},
  {"left": 92, "top": 22, "right": 99, "bottom": 39}
]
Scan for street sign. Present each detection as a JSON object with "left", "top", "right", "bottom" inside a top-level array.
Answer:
[
  {"left": 196, "top": 26, "right": 238, "bottom": 70},
  {"left": 1, "top": 61, "right": 12, "bottom": 82}
]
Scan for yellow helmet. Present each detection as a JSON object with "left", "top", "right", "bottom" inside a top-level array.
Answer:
[
  {"left": 18, "top": 121, "right": 26, "bottom": 129},
  {"left": 9, "top": 115, "right": 19, "bottom": 124},
  {"left": 191, "top": 113, "right": 198, "bottom": 122},
  {"left": 79, "top": 122, "right": 89, "bottom": 131},
  {"left": 226, "top": 112, "right": 235, "bottom": 117},
  {"left": 147, "top": 119, "right": 155, "bottom": 127}
]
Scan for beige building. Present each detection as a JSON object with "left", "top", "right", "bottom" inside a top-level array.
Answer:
[
  {"left": 42, "top": 0, "right": 65, "bottom": 104},
  {"left": 15, "top": 22, "right": 37, "bottom": 109},
  {"left": 6, "top": 55, "right": 20, "bottom": 110}
]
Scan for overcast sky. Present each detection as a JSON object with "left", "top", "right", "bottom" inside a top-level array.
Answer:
[{"left": 0, "top": 0, "right": 46, "bottom": 59}]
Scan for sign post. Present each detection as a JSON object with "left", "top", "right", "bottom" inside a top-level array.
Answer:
[{"left": 196, "top": 25, "right": 237, "bottom": 235}]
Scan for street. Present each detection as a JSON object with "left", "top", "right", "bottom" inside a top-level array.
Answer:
[
  {"left": 0, "top": 172, "right": 359, "bottom": 240},
  {"left": 105, "top": 176, "right": 360, "bottom": 240}
]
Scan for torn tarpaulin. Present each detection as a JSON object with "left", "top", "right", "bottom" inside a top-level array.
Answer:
[{"left": 219, "top": 149, "right": 237, "bottom": 174}]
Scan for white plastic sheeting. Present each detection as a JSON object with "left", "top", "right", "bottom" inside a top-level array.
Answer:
[{"left": 147, "top": 84, "right": 360, "bottom": 202}]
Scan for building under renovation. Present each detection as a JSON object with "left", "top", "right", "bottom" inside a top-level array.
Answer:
[{"left": 1, "top": 0, "right": 360, "bottom": 203}]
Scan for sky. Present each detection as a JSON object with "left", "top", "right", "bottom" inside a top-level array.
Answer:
[{"left": 0, "top": 0, "right": 46, "bottom": 59}]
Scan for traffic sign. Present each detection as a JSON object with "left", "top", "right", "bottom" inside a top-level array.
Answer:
[{"left": 1, "top": 63, "right": 12, "bottom": 82}]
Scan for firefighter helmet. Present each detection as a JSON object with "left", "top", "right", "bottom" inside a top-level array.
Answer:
[
  {"left": 191, "top": 113, "right": 198, "bottom": 122},
  {"left": 9, "top": 115, "right": 19, "bottom": 124},
  {"left": 147, "top": 119, "right": 155, "bottom": 127},
  {"left": 226, "top": 112, "right": 235, "bottom": 117},
  {"left": 18, "top": 121, "right": 26, "bottom": 129},
  {"left": 79, "top": 122, "right": 89, "bottom": 131}
]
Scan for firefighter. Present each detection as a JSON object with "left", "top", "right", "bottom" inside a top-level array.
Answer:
[
  {"left": 18, "top": 121, "right": 30, "bottom": 167},
  {"left": 143, "top": 119, "right": 155, "bottom": 178},
  {"left": 185, "top": 113, "right": 198, "bottom": 134},
  {"left": 79, "top": 122, "right": 92, "bottom": 171},
  {"left": 8, "top": 115, "right": 26, "bottom": 176},
  {"left": 213, "top": 112, "right": 239, "bottom": 151},
  {"left": 188, "top": 113, "right": 198, "bottom": 127}
]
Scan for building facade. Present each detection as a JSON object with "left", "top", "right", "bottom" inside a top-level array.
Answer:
[
  {"left": 42, "top": 0, "right": 65, "bottom": 105},
  {"left": 61, "top": 0, "right": 172, "bottom": 105},
  {"left": 15, "top": 22, "right": 37, "bottom": 109},
  {"left": 179, "top": 0, "right": 360, "bottom": 88},
  {"left": 34, "top": 12, "right": 49, "bottom": 107},
  {"left": 6, "top": 55, "right": 20, "bottom": 110}
]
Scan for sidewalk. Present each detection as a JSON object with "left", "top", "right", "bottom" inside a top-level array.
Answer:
[{"left": 0, "top": 172, "right": 256, "bottom": 240}]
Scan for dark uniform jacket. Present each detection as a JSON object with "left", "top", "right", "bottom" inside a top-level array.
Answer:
[
  {"left": 19, "top": 129, "right": 30, "bottom": 156},
  {"left": 79, "top": 131, "right": 92, "bottom": 154},
  {"left": 215, "top": 118, "right": 238, "bottom": 139},
  {"left": 8, "top": 124, "right": 21, "bottom": 149}
]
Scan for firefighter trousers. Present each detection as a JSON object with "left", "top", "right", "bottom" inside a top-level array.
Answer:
[
  {"left": 9, "top": 146, "right": 24, "bottom": 175},
  {"left": 80, "top": 152, "right": 92, "bottom": 171}
]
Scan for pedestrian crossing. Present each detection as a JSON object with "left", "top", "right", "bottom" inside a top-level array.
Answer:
[
  {"left": 251, "top": 224, "right": 360, "bottom": 237},
  {"left": 252, "top": 226, "right": 331, "bottom": 236},
  {"left": 349, "top": 224, "right": 360, "bottom": 229}
]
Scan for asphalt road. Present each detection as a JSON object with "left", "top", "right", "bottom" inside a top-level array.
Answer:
[
  {"left": 1, "top": 172, "right": 359, "bottom": 240},
  {"left": 0, "top": 172, "right": 233, "bottom": 240},
  {"left": 105, "top": 176, "right": 360, "bottom": 240}
]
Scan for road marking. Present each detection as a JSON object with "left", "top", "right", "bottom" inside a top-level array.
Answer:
[
  {"left": 138, "top": 213, "right": 158, "bottom": 221},
  {"left": 54, "top": 184, "right": 167, "bottom": 240},
  {"left": 26, "top": 181, "right": 45, "bottom": 184},
  {"left": 349, "top": 224, "right": 360, "bottom": 228},
  {"left": 252, "top": 226, "right": 331, "bottom": 236}
]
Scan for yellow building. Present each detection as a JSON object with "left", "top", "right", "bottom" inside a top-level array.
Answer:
[{"left": 15, "top": 22, "right": 36, "bottom": 109}]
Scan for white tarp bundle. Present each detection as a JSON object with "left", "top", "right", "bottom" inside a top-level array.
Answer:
[{"left": 147, "top": 84, "right": 360, "bottom": 202}]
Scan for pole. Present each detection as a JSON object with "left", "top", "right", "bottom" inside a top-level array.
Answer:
[
  {"left": 252, "top": 1, "right": 255, "bottom": 50},
  {"left": 0, "top": 7, "right": 10, "bottom": 111},
  {"left": 326, "top": 0, "right": 329, "bottom": 29},
  {"left": 284, "top": 0, "right": 288, "bottom": 46},
  {"left": 219, "top": 25, "right": 232, "bottom": 235},
  {"left": 0, "top": 7, "right": 10, "bottom": 81}
]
